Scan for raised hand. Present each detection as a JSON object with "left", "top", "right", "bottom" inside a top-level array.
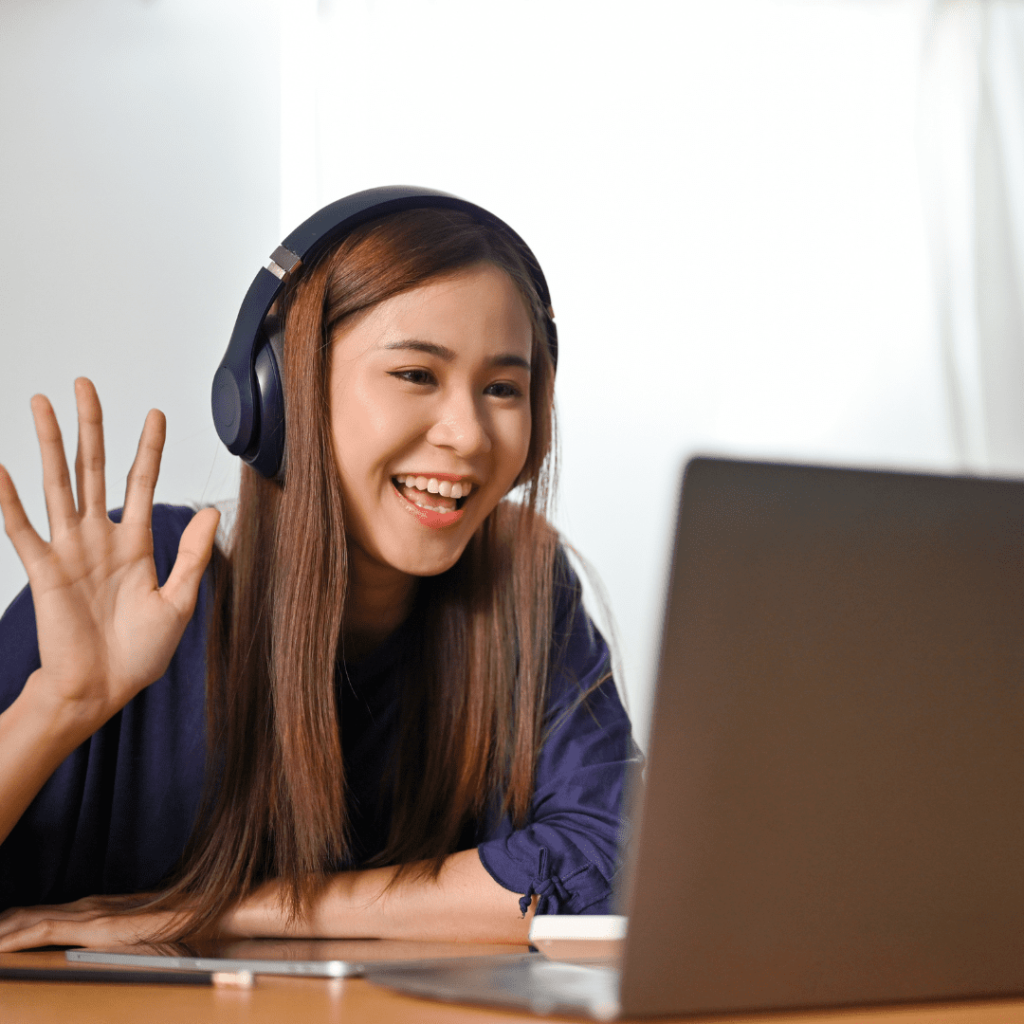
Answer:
[{"left": 0, "top": 378, "right": 220, "bottom": 735}]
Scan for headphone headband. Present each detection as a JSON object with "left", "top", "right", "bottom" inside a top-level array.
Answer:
[{"left": 212, "top": 185, "right": 557, "bottom": 479}]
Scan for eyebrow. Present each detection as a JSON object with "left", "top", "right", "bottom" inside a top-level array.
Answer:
[{"left": 382, "top": 339, "right": 531, "bottom": 372}]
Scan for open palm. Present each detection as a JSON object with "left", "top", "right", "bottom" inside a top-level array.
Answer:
[{"left": 0, "top": 379, "right": 219, "bottom": 729}]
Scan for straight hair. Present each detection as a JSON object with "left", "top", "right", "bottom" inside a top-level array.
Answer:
[{"left": 150, "top": 209, "right": 559, "bottom": 936}]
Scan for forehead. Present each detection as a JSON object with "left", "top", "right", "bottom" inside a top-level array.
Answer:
[{"left": 331, "top": 264, "right": 534, "bottom": 360}]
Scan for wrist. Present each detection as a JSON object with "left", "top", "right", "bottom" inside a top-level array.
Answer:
[
  {"left": 219, "top": 880, "right": 304, "bottom": 940},
  {"left": 0, "top": 673, "right": 110, "bottom": 846},
  {"left": 17, "top": 669, "right": 112, "bottom": 748}
]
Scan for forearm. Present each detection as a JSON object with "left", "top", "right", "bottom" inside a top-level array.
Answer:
[
  {"left": 0, "top": 670, "right": 104, "bottom": 846},
  {"left": 220, "top": 848, "right": 535, "bottom": 945}
]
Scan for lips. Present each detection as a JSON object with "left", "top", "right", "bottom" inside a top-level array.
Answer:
[{"left": 391, "top": 474, "right": 473, "bottom": 530}]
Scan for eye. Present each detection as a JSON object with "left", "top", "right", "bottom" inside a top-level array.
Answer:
[
  {"left": 389, "top": 368, "right": 436, "bottom": 387},
  {"left": 485, "top": 381, "right": 524, "bottom": 399}
]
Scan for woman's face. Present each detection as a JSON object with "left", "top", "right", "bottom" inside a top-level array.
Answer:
[{"left": 328, "top": 262, "right": 534, "bottom": 584}]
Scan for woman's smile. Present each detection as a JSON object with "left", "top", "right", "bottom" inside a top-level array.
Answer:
[
  {"left": 392, "top": 473, "right": 476, "bottom": 527},
  {"left": 393, "top": 473, "right": 474, "bottom": 510},
  {"left": 328, "top": 263, "right": 533, "bottom": 585}
]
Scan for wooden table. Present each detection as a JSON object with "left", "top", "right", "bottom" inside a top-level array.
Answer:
[{"left": 2, "top": 948, "right": 1023, "bottom": 1024}]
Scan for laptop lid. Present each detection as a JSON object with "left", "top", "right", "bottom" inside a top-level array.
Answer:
[{"left": 618, "top": 457, "right": 1024, "bottom": 1016}]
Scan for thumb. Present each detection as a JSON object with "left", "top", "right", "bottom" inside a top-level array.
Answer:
[{"left": 161, "top": 507, "right": 222, "bottom": 619}]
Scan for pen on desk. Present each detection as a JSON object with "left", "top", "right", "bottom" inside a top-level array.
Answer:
[{"left": 0, "top": 966, "right": 255, "bottom": 987}]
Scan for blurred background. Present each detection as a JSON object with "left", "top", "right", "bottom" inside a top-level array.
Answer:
[{"left": 2, "top": 0, "right": 1023, "bottom": 746}]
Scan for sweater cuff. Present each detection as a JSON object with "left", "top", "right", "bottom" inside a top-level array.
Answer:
[{"left": 477, "top": 841, "right": 613, "bottom": 916}]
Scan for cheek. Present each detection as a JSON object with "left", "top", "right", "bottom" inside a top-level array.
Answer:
[
  {"left": 500, "top": 408, "right": 533, "bottom": 480},
  {"left": 330, "top": 379, "right": 401, "bottom": 474}
]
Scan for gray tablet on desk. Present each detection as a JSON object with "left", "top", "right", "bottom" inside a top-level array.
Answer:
[
  {"left": 68, "top": 939, "right": 362, "bottom": 977},
  {"left": 67, "top": 937, "right": 525, "bottom": 978}
]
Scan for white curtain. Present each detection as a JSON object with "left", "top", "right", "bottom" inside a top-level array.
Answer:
[{"left": 921, "top": 0, "right": 1024, "bottom": 473}]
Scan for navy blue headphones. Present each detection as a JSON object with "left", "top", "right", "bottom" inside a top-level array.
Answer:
[{"left": 211, "top": 185, "right": 557, "bottom": 480}]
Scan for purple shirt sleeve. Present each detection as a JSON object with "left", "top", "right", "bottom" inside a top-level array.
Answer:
[
  {"left": 0, "top": 512, "right": 637, "bottom": 917},
  {"left": 0, "top": 505, "right": 210, "bottom": 909},
  {"left": 477, "top": 562, "right": 640, "bottom": 915}
]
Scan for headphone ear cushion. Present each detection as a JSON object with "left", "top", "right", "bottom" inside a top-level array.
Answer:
[{"left": 247, "top": 317, "right": 286, "bottom": 480}]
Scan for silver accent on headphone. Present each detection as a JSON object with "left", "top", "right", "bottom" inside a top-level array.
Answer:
[{"left": 266, "top": 245, "right": 301, "bottom": 280}]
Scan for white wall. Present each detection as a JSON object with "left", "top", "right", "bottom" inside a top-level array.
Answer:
[
  {"left": 0, "top": 0, "right": 279, "bottom": 630},
  {"left": 1, "top": 0, "right": 963, "bottom": 747},
  {"left": 294, "top": 0, "right": 952, "bottom": 742}
]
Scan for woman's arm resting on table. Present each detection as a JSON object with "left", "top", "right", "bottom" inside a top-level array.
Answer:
[
  {"left": 0, "top": 850, "right": 534, "bottom": 951},
  {"left": 221, "top": 850, "right": 535, "bottom": 944}
]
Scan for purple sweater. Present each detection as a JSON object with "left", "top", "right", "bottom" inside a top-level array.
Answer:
[{"left": 0, "top": 505, "right": 636, "bottom": 916}]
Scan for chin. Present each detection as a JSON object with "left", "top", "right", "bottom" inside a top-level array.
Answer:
[{"left": 399, "top": 548, "right": 467, "bottom": 578}]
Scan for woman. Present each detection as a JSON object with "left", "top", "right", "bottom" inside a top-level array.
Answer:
[{"left": 0, "top": 188, "right": 635, "bottom": 950}]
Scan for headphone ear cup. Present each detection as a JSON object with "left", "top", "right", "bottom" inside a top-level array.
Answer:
[
  {"left": 217, "top": 188, "right": 555, "bottom": 476},
  {"left": 247, "top": 317, "right": 286, "bottom": 480}
]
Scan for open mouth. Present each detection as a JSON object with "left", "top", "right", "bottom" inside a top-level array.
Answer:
[{"left": 392, "top": 475, "right": 473, "bottom": 514}]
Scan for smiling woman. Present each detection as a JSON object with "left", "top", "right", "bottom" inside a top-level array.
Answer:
[
  {"left": 0, "top": 188, "right": 637, "bottom": 951},
  {"left": 329, "top": 266, "right": 534, "bottom": 595}
]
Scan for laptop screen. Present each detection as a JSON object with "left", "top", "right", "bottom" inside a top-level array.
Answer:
[{"left": 619, "top": 457, "right": 1024, "bottom": 1016}]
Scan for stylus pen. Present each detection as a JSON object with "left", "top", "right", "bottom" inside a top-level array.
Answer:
[{"left": 0, "top": 965, "right": 254, "bottom": 987}]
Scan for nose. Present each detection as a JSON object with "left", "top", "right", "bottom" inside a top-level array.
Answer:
[{"left": 425, "top": 390, "right": 492, "bottom": 456}]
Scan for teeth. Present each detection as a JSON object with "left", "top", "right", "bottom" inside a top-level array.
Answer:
[{"left": 396, "top": 475, "right": 473, "bottom": 499}]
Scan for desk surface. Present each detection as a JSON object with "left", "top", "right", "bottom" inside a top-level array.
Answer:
[{"left": 3, "top": 948, "right": 1023, "bottom": 1024}]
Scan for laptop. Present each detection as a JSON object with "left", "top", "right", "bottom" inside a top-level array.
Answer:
[{"left": 366, "top": 456, "right": 1024, "bottom": 1018}]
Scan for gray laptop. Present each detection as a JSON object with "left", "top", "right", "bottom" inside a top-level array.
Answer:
[{"left": 367, "top": 456, "right": 1024, "bottom": 1018}]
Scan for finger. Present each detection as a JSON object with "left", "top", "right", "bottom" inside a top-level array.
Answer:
[
  {"left": 73, "top": 378, "right": 107, "bottom": 517},
  {"left": 0, "top": 918, "right": 58, "bottom": 953},
  {"left": 0, "top": 895, "right": 130, "bottom": 934},
  {"left": 0, "top": 909, "right": 168, "bottom": 953},
  {"left": 0, "top": 914, "right": 106, "bottom": 953},
  {"left": 161, "top": 507, "right": 221, "bottom": 619},
  {"left": 0, "top": 463, "right": 49, "bottom": 569},
  {"left": 0, "top": 904, "right": 78, "bottom": 948},
  {"left": 0, "top": 900, "right": 97, "bottom": 943},
  {"left": 121, "top": 409, "right": 166, "bottom": 527},
  {"left": 31, "top": 394, "right": 78, "bottom": 539}
]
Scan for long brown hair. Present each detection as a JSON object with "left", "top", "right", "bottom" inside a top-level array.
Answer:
[{"left": 156, "top": 209, "right": 559, "bottom": 935}]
